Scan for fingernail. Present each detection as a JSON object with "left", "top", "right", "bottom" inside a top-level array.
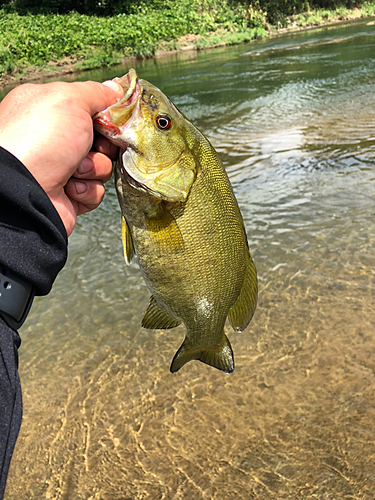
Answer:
[
  {"left": 102, "top": 80, "right": 123, "bottom": 93},
  {"left": 77, "top": 157, "right": 93, "bottom": 175},
  {"left": 74, "top": 180, "right": 88, "bottom": 195}
]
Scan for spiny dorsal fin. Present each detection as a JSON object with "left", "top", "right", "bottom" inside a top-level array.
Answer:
[
  {"left": 228, "top": 253, "right": 257, "bottom": 332},
  {"left": 170, "top": 333, "right": 234, "bottom": 374},
  {"left": 121, "top": 215, "right": 135, "bottom": 264},
  {"left": 145, "top": 208, "right": 184, "bottom": 252},
  {"left": 142, "top": 296, "right": 181, "bottom": 330}
]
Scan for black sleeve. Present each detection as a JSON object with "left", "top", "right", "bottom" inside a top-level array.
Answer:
[
  {"left": 0, "top": 147, "right": 67, "bottom": 295},
  {"left": 0, "top": 147, "right": 68, "bottom": 499},
  {"left": 0, "top": 320, "right": 21, "bottom": 500}
]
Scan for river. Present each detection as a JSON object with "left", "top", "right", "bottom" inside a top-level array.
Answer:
[{"left": 4, "top": 18, "right": 375, "bottom": 499}]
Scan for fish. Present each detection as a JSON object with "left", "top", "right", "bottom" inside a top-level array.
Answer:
[{"left": 94, "top": 69, "right": 257, "bottom": 374}]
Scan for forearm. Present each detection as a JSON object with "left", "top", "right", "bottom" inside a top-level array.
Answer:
[
  {"left": 0, "top": 147, "right": 68, "bottom": 296},
  {"left": 0, "top": 147, "right": 68, "bottom": 499}
]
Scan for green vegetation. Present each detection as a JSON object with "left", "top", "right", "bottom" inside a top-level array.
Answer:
[
  {"left": 293, "top": 2, "right": 375, "bottom": 26},
  {"left": 0, "top": 0, "right": 374, "bottom": 80}
]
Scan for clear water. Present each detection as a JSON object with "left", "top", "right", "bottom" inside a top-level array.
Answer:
[{"left": 4, "top": 18, "right": 375, "bottom": 499}]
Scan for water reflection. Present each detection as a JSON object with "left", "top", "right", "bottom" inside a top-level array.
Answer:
[{"left": 5, "top": 18, "right": 375, "bottom": 499}]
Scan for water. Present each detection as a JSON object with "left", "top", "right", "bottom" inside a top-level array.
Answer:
[{"left": 4, "top": 18, "right": 375, "bottom": 499}]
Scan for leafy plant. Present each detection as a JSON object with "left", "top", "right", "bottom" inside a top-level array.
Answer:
[{"left": 0, "top": 0, "right": 374, "bottom": 78}]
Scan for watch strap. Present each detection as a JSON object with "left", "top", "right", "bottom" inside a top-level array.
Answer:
[{"left": 0, "top": 266, "right": 34, "bottom": 330}]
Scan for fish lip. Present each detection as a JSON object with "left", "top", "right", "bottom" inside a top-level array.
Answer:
[
  {"left": 93, "top": 69, "right": 141, "bottom": 138},
  {"left": 113, "top": 69, "right": 139, "bottom": 106},
  {"left": 93, "top": 116, "right": 120, "bottom": 137}
]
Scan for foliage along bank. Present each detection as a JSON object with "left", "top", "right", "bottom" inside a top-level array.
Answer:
[{"left": 0, "top": 0, "right": 375, "bottom": 80}]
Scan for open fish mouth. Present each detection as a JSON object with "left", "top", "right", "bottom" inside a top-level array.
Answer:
[
  {"left": 113, "top": 68, "right": 139, "bottom": 105},
  {"left": 94, "top": 69, "right": 153, "bottom": 195},
  {"left": 93, "top": 69, "right": 141, "bottom": 140}
]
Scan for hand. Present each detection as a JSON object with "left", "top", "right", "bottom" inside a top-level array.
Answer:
[{"left": 0, "top": 79, "right": 124, "bottom": 236}]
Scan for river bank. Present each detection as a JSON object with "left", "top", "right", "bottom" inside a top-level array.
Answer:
[{"left": 0, "top": 3, "right": 374, "bottom": 88}]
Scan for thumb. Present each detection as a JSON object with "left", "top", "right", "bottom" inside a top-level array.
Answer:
[{"left": 71, "top": 80, "right": 124, "bottom": 117}]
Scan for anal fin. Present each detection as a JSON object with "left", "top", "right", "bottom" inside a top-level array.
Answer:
[
  {"left": 121, "top": 215, "right": 135, "bottom": 264},
  {"left": 228, "top": 253, "right": 258, "bottom": 332},
  {"left": 142, "top": 296, "right": 181, "bottom": 330},
  {"left": 170, "top": 333, "right": 234, "bottom": 374}
]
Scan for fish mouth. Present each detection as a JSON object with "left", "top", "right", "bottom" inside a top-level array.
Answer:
[
  {"left": 93, "top": 69, "right": 141, "bottom": 142},
  {"left": 94, "top": 69, "right": 155, "bottom": 196},
  {"left": 113, "top": 69, "right": 139, "bottom": 104}
]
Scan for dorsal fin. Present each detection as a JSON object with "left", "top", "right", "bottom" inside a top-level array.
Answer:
[
  {"left": 228, "top": 253, "right": 257, "bottom": 332},
  {"left": 142, "top": 296, "right": 181, "bottom": 330},
  {"left": 121, "top": 215, "right": 135, "bottom": 264}
]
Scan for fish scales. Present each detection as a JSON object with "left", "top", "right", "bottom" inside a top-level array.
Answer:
[{"left": 94, "top": 69, "right": 257, "bottom": 373}]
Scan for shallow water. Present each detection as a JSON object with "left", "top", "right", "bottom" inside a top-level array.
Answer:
[{"left": 4, "top": 18, "right": 375, "bottom": 499}]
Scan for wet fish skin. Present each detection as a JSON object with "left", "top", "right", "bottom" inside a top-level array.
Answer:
[{"left": 94, "top": 69, "right": 257, "bottom": 374}]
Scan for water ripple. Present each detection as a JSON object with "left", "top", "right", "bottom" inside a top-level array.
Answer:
[{"left": 6, "top": 18, "right": 375, "bottom": 500}]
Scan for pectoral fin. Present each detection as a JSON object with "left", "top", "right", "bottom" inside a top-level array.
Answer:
[
  {"left": 170, "top": 333, "right": 234, "bottom": 374},
  {"left": 228, "top": 254, "right": 258, "bottom": 332},
  {"left": 142, "top": 296, "right": 181, "bottom": 330},
  {"left": 145, "top": 208, "right": 184, "bottom": 252},
  {"left": 121, "top": 215, "right": 135, "bottom": 264}
]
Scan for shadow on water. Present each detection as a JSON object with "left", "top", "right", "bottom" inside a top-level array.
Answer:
[{"left": 5, "top": 18, "right": 375, "bottom": 499}]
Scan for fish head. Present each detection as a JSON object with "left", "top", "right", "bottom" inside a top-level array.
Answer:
[{"left": 94, "top": 69, "right": 197, "bottom": 202}]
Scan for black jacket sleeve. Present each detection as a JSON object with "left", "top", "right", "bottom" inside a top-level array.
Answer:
[
  {"left": 0, "top": 147, "right": 67, "bottom": 295},
  {"left": 0, "top": 320, "right": 21, "bottom": 500},
  {"left": 0, "top": 146, "right": 68, "bottom": 499}
]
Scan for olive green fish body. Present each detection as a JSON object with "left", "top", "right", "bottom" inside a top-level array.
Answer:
[{"left": 94, "top": 70, "right": 257, "bottom": 373}]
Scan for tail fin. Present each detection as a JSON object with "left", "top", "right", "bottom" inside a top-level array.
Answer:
[{"left": 170, "top": 334, "right": 234, "bottom": 374}]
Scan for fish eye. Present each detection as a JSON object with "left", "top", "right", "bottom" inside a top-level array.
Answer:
[{"left": 156, "top": 114, "right": 172, "bottom": 130}]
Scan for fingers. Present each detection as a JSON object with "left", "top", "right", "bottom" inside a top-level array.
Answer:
[
  {"left": 63, "top": 150, "right": 113, "bottom": 218},
  {"left": 64, "top": 178, "right": 105, "bottom": 215},
  {"left": 74, "top": 151, "right": 113, "bottom": 182},
  {"left": 94, "top": 135, "right": 119, "bottom": 159},
  {"left": 64, "top": 81, "right": 121, "bottom": 222}
]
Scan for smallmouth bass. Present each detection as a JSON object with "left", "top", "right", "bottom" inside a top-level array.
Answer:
[{"left": 94, "top": 69, "right": 257, "bottom": 374}]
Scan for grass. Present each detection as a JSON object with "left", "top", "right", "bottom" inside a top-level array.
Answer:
[
  {"left": 290, "top": 3, "right": 375, "bottom": 28},
  {"left": 0, "top": 0, "right": 374, "bottom": 81}
]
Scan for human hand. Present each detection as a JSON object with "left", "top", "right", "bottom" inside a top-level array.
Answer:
[{"left": 0, "top": 79, "right": 124, "bottom": 236}]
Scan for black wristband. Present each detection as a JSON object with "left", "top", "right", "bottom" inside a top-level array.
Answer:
[{"left": 0, "top": 266, "right": 34, "bottom": 330}]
